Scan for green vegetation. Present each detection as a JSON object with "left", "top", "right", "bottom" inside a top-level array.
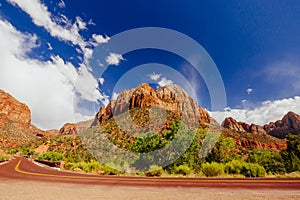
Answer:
[
  {"left": 8, "top": 110, "right": 300, "bottom": 178},
  {"left": 201, "top": 162, "right": 224, "bottom": 177},
  {"left": 39, "top": 152, "right": 65, "bottom": 162},
  {"left": 64, "top": 161, "right": 118, "bottom": 175},
  {"left": 147, "top": 165, "right": 164, "bottom": 176},
  {"left": 174, "top": 164, "right": 192, "bottom": 175},
  {"left": 7, "top": 148, "right": 18, "bottom": 154},
  {"left": 281, "top": 134, "right": 300, "bottom": 173}
]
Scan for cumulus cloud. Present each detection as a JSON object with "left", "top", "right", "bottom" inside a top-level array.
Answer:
[
  {"left": 158, "top": 77, "right": 174, "bottom": 87},
  {"left": 0, "top": 18, "right": 106, "bottom": 129},
  {"left": 246, "top": 88, "right": 253, "bottom": 94},
  {"left": 0, "top": 19, "right": 76, "bottom": 129},
  {"left": 210, "top": 96, "right": 300, "bottom": 125},
  {"left": 105, "top": 52, "right": 124, "bottom": 66},
  {"left": 148, "top": 72, "right": 162, "bottom": 81},
  {"left": 92, "top": 34, "right": 110, "bottom": 45}
]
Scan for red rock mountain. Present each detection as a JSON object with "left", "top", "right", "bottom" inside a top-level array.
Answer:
[
  {"left": 222, "top": 111, "right": 300, "bottom": 138},
  {"left": 93, "top": 83, "right": 217, "bottom": 128},
  {"left": 59, "top": 119, "right": 93, "bottom": 135},
  {"left": 0, "top": 90, "right": 57, "bottom": 147}
]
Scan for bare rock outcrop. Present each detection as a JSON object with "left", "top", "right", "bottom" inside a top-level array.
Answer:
[{"left": 93, "top": 83, "right": 216, "bottom": 127}]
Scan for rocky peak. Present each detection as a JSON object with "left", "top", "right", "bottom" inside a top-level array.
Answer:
[
  {"left": 93, "top": 83, "right": 215, "bottom": 126},
  {"left": 0, "top": 90, "right": 31, "bottom": 128},
  {"left": 0, "top": 90, "right": 59, "bottom": 147},
  {"left": 221, "top": 117, "right": 246, "bottom": 132},
  {"left": 222, "top": 111, "right": 300, "bottom": 139},
  {"left": 264, "top": 111, "right": 300, "bottom": 138}
]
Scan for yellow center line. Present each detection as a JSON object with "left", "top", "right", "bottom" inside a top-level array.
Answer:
[{"left": 15, "top": 160, "right": 300, "bottom": 183}]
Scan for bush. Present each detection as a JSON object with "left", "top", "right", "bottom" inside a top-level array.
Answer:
[
  {"left": 147, "top": 165, "right": 164, "bottom": 176},
  {"left": 174, "top": 165, "right": 192, "bottom": 175},
  {"left": 7, "top": 148, "right": 18, "bottom": 155},
  {"left": 202, "top": 162, "right": 224, "bottom": 177},
  {"left": 241, "top": 163, "right": 266, "bottom": 177},
  {"left": 39, "top": 152, "right": 65, "bottom": 162},
  {"left": 65, "top": 161, "right": 118, "bottom": 175},
  {"left": 225, "top": 160, "right": 244, "bottom": 174}
]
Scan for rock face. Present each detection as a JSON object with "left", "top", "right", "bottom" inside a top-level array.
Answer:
[
  {"left": 222, "top": 111, "right": 300, "bottom": 139},
  {"left": 222, "top": 117, "right": 267, "bottom": 135},
  {"left": 0, "top": 90, "right": 59, "bottom": 147},
  {"left": 264, "top": 111, "right": 300, "bottom": 138},
  {"left": 59, "top": 123, "right": 77, "bottom": 135},
  {"left": 93, "top": 83, "right": 216, "bottom": 127},
  {"left": 0, "top": 90, "right": 31, "bottom": 129},
  {"left": 59, "top": 119, "right": 94, "bottom": 135}
]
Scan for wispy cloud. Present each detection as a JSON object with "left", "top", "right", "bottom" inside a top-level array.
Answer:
[
  {"left": 105, "top": 52, "right": 124, "bottom": 66},
  {"left": 260, "top": 60, "right": 300, "bottom": 96}
]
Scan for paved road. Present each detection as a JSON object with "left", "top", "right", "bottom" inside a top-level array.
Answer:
[{"left": 1, "top": 157, "right": 300, "bottom": 189}]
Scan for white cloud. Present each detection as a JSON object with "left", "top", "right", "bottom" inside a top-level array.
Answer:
[
  {"left": 105, "top": 52, "right": 124, "bottom": 66},
  {"left": 210, "top": 96, "right": 300, "bottom": 125},
  {"left": 148, "top": 72, "right": 162, "bottom": 81},
  {"left": 0, "top": 19, "right": 76, "bottom": 129},
  {"left": 47, "top": 42, "right": 53, "bottom": 50},
  {"left": 92, "top": 34, "right": 110, "bottom": 45},
  {"left": 58, "top": 0, "right": 65, "bottom": 8},
  {"left": 246, "top": 88, "right": 253, "bottom": 94},
  {"left": 0, "top": 19, "right": 108, "bottom": 129},
  {"left": 158, "top": 77, "right": 173, "bottom": 87},
  {"left": 98, "top": 77, "right": 105, "bottom": 85},
  {"left": 112, "top": 92, "right": 119, "bottom": 100},
  {"left": 7, "top": 0, "right": 107, "bottom": 63}
]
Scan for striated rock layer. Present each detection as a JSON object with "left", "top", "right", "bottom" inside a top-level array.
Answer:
[{"left": 93, "top": 83, "right": 217, "bottom": 128}]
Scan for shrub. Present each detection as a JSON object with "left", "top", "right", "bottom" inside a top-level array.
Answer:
[
  {"left": 7, "top": 148, "right": 18, "bottom": 155},
  {"left": 21, "top": 148, "right": 35, "bottom": 156},
  {"left": 202, "top": 162, "right": 224, "bottom": 177},
  {"left": 174, "top": 164, "right": 192, "bottom": 175},
  {"left": 225, "top": 160, "right": 244, "bottom": 174},
  {"left": 39, "top": 152, "right": 65, "bottom": 162},
  {"left": 65, "top": 161, "right": 118, "bottom": 175},
  {"left": 147, "top": 165, "right": 164, "bottom": 176},
  {"left": 241, "top": 163, "right": 266, "bottom": 177}
]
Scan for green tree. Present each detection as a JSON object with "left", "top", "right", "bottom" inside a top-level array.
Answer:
[
  {"left": 281, "top": 134, "right": 300, "bottom": 173},
  {"left": 247, "top": 149, "right": 286, "bottom": 174}
]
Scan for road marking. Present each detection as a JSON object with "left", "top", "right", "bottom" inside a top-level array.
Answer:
[{"left": 15, "top": 160, "right": 300, "bottom": 183}]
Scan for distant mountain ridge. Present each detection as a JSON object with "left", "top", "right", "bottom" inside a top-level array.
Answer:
[{"left": 222, "top": 111, "right": 300, "bottom": 139}]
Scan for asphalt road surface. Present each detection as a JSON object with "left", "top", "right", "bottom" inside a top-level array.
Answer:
[{"left": 1, "top": 157, "right": 300, "bottom": 189}]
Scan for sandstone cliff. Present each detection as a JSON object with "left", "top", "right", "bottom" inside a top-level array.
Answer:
[
  {"left": 93, "top": 83, "right": 217, "bottom": 128},
  {"left": 222, "top": 112, "right": 300, "bottom": 138},
  {"left": 0, "top": 90, "right": 57, "bottom": 147}
]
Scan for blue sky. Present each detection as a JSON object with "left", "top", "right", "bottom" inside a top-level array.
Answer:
[{"left": 0, "top": 0, "right": 299, "bottom": 129}]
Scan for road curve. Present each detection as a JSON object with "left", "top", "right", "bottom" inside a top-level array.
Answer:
[{"left": 0, "top": 157, "right": 300, "bottom": 189}]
